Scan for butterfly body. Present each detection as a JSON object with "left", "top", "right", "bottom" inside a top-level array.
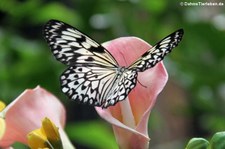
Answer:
[{"left": 44, "top": 20, "right": 184, "bottom": 108}]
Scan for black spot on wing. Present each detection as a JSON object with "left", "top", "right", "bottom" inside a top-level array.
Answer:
[
  {"left": 90, "top": 88, "right": 94, "bottom": 94},
  {"left": 90, "top": 46, "right": 105, "bottom": 53},
  {"left": 74, "top": 81, "right": 79, "bottom": 85},
  {"left": 81, "top": 85, "right": 87, "bottom": 90},
  {"left": 142, "top": 52, "right": 148, "bottom": 57},
  {"left": 76, "top": 35, "right": 86, "bottom": 42},
  {"left": 85, "top": 57, "right": 95, "bottom": 62}
]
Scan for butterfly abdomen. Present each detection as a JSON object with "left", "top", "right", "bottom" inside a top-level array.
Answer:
[{"left": 103, "top": 69, "right": 138, "bottom": 108}]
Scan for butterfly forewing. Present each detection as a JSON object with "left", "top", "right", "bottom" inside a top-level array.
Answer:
[
  {"left": 129, "top": 29, "right": 184, "bottom": 72},
  {"left": 44, "top": 19, "right": 184, "bottom": 108},
  {"left": 43, "top": 20, "right": 118, "bottom": 67}
]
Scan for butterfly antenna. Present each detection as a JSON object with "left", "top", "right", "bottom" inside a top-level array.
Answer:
[
  {"left": 119, "top": 51, "right": 146, "bottom": 88},
  {"left": 137, "top": 79, "right": 147, "bottom": 88}
]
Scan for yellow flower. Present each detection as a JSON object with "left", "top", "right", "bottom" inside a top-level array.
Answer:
[
  {"left": 0, "top": 101, "right": 6, "bottom": 112},
  {"left": 0, "top": 87, "right": 74, "bottom": 149},
  {"left": 27, "top": 117, "right": 63, "bottom": 149},
  {"left": 0, "top": 101, "right": 6, "bottom": 140}
]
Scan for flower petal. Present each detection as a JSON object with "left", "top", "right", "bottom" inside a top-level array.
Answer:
[
  {"left": 0, "top": 118, "right": 6, "bottom": 140},
  {"left": 0, "top": 86, "right": 66, "bottom": 147},
  {"left": 96, "top": 37, "right": 168, "bottom": 149},
  {"left": 42, "top": 118, "right": 61, "bottom": 143},
  {"left": 27, "top": 129, "right": 48, "bottom": 149}
]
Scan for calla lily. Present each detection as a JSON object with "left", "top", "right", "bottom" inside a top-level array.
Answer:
[
  {"left": 0, "top": 101, "right": 6, "bottom": 140},
  {"left": 95, "top": 37, "right": 168, "bottom": 149},
  {"left": 0, "top": 86, "right": 74, "bottom": 149}
]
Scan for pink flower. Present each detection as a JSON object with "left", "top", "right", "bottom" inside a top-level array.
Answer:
[
  {"left": 0, "top": 86, "right": 74, "bottom": 149},
  {"left": 96, "top": 37, "right": 168, "bottom": 149}
]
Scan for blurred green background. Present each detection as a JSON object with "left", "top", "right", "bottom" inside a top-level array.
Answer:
[{"left": 0, "top": 0, "right": 224, "bottom": 149}]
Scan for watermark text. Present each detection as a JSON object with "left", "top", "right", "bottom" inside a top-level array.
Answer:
[{"left": 180, "top": 1, "right": 224, "bottom": 7}]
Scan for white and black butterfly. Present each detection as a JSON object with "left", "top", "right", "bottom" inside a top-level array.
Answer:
[{"left": 43, "top": 20, "right": 184, "bottom": 108}]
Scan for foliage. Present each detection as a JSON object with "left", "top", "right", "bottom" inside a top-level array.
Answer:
[
  {"left": 185, "top": 131, "right": 225, "bottom": 149},
  {"left": 66, "top": 121, "right": 117, "bottom": 149},
  {"left": 0, "top": 0, "right": 224, "bottom": 148}
]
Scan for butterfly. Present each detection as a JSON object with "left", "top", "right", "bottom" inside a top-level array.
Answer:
[{"left": 43, "top": 20, "right": 184, "bottom": 108}]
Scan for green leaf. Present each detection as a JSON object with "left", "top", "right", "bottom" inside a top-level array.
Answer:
[
  {"left": 185, "top": 138, "right": 209, "bottom": 149},
  {"left": 210, "top": 131, "right": 225, "bottom": 149},
  {"left": 66, "top": 121, "right": 118, "bottom": 149}
]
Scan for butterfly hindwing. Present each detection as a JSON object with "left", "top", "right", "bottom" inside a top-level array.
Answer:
[
  {"left": 103, "top": 69, "right": 138, "bottom": 108},
  {"left": 61, "top": 65, "right": 114, "bottom": 106},
  {"left": 44, "top": 19, "right": 184, "bottom": 108},
  {"left": 129, "top": 29, "right": 184, "bottom": 72},
  {"left": 61, "top": 65, "right": 137, "bottom": 107}
]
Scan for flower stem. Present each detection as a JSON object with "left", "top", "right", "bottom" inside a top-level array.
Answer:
[
  {"left": 59, "top": 128, "right": 76, "bottom": 149},
  {"left": 120, "top": 97, "right": 136, "bottom": 129}
]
